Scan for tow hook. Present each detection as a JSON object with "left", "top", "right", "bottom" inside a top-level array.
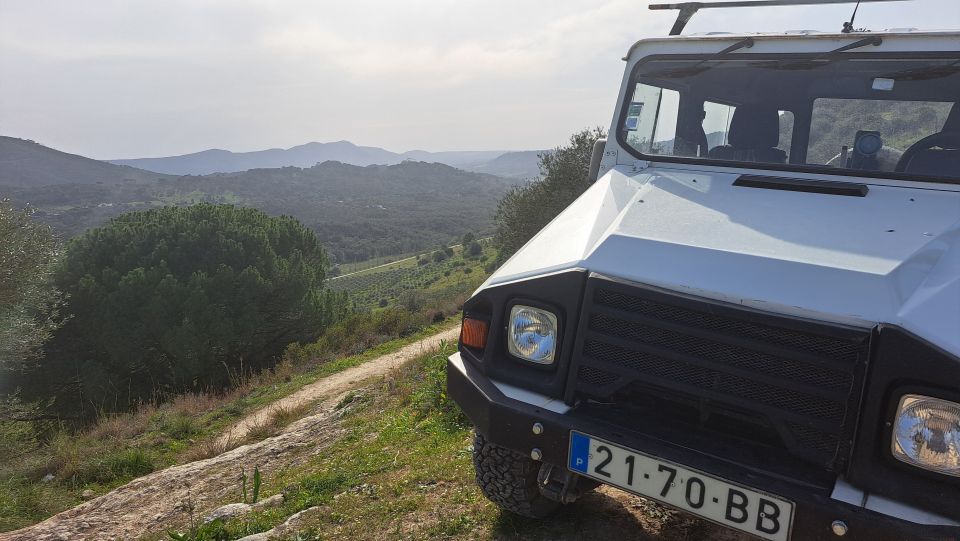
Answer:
[{"left": 537, "top": 464, "right": 582, "bottom": 504}]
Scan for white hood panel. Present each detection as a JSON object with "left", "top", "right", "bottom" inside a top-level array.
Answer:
[{"left": 488, "top": 166, "right": 960, "bottom": 354}]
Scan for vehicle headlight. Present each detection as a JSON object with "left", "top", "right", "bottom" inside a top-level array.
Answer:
[
  {"left": 507, "top": 305, "right": 558, "bottom": 364},
  {"left": 892, "top": 394, "right": 960, "bottom": 477}
]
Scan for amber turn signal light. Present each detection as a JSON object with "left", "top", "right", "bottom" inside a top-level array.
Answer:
[{"left": 461, "top": 318, "right": 489, "bottom": 349}]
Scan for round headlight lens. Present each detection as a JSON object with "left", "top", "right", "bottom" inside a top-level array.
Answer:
[
  {"left": 892, "top": 394, "right": 960, "bottom": 477},
  {"left": 507, "top": 306, "right": 558, "bottom": 364}
]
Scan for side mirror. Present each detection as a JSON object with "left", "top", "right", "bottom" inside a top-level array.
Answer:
[{"left": 587, "top": 139, "right": 607, "bottom": 183}]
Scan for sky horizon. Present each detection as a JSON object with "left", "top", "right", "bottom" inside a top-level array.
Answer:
[{"left": 2, "top": 0, "right": 958, "bottom": 160}]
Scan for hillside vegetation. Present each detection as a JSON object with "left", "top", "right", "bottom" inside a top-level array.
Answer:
[
  {"left": 329, "top": 241, "right": 493, "bottom": 312},
  {"left": 0, "top": 222, "right": 490, "bottom": 532},
  {"left": 1, "top": 137, "right": 523, "bottom": 263}
]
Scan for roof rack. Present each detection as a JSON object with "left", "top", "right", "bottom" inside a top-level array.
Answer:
[{"left": 649, "top": 0, "right": 908, "bottom": 36}]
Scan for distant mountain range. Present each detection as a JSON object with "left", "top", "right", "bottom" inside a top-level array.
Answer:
[
  {"left": 0, "top": 136, "right": 528, "bottom": 263},
  {"left": 109, "top": 140, "right": 544, "bottom": 179}
]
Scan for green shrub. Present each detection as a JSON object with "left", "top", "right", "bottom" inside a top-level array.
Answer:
[
  {"left": 25, "top": 204, "right": 348, "bottom": 416},
  {"left": 0, "top": 200, "right": 62, "bottom": 373},
  {"left": 409, "top": 342, "right": 466, "bottom": 430}
]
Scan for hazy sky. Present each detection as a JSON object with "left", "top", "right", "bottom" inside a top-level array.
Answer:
[{"left": 1, "top": 0, "right": 958, "bottom": 159}]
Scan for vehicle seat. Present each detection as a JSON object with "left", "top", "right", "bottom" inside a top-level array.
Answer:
[
  {"left": 897, "top": 103, "right": 960, "bottom": 176},
  {"left": 707, "top": 105, "right": 787, "bottom": 164},
  {"left": 674, "top": 109, "right": 709, "bottom": 157}
]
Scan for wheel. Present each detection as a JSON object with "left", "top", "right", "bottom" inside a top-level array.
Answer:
[{"left": 472, "top": 431, "right": 561, "bottom": 518}]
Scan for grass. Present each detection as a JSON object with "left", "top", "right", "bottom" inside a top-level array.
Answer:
[
  {"left": 158, "top": 345, "right": 712, "bottom": 541},
  {"left": 0, "top": 318, "right": 460, "bottom": 533},
  {"left": 241, "top": 401, "right": 316, "bottom": 445}
]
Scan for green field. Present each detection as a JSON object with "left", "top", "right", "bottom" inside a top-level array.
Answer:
[{"left": 329, "top": 241, "right": 494, "bottom": 311}]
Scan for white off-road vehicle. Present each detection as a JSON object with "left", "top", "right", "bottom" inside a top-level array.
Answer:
[{"left": 448, "top": 1, "right": 960, "bottom": 539}]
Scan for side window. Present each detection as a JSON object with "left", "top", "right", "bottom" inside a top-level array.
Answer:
[
  {"left": 703, "top": 101, "right": 736, "bottom": 149},
  {"left": 624, "top": 84, "right": 679, "bottom": 155}
]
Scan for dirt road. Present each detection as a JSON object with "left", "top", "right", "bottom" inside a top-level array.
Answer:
[{"left": 0, "top": 328, "right": 460, "bottom": 541}]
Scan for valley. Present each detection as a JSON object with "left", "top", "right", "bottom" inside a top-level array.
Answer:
[{"left": 0, "top": 136, "right": 531, "bottom": 263}]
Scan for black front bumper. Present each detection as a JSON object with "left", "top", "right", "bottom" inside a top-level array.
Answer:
[{"left": 448, "top": 353, "right": 959, "bottom": 541}]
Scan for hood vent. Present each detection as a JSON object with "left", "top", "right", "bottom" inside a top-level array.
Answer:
[{"left": 733, "top": 174, "right": 869, "bottom": 197}]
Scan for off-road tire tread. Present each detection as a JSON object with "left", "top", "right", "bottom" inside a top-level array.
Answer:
[{"left": 472, "top": 431, "right": 560, "bottom": 518}]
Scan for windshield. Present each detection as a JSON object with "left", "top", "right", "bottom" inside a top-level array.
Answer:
[{"left": 620, "top": 53, "right": 960, "bottom": 183}]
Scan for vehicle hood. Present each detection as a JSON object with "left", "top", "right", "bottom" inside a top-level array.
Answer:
[{"left": 487, "top": 165, "right": 960, "bottom": 354}]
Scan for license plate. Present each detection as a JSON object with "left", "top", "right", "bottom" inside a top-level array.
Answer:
[{"left": 568, "top": 431, "right": 794, "bottom": 541}]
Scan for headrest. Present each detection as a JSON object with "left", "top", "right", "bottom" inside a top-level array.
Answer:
[
  {"left": 944, "top": 102, "right": 960, "bottom": 132},
  {"left": 728, "top": 104, "right": 781, "bottom": 149}
]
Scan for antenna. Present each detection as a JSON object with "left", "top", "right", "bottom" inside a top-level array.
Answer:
[
  {"left": 842, "top": 0, "right": 863, "bottom": 33},
  {"left": 649, "top": 0, "right": 909, "bottom": 36}
]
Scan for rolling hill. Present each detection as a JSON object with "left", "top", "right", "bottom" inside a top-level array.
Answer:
[
  {"left": 1, "top": 137, "right": 523, "bottom": 263},
  {"left": 0, "top": 136, "right": 164, "bottom": 186},
  {"left": 109, "top": 141, "right": 540, "bottom": 178},
  {"left": 108, "top": 140, "right": 532, "bottom": 176},
  {"left": 465, "top": 150, "right": 543, "bottom": 179}
]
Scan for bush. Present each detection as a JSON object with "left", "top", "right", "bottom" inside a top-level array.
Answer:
[
  {"left": 0, "top": 200, "right": 62, "bottom": 372},
  {"left": 28, "top": 204, "right": 346, "bottom": 416},
  {"left": 410, "top": 343, "right": 467, "bottom": 429},
  {"left": 398, "top": 289, "right": 427, "bottom": 313},
  {"left": 284, "top": 307, "right": 430, "bottom": 364}
]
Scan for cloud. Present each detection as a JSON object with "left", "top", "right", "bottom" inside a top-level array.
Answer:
[
  {"left": 257, "top": 1, "right": 649, "bottom": 85},
  {"left": 1, "top": 0, "right": 957, "bottom": 157}
]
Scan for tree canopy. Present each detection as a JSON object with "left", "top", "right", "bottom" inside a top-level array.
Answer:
[
  {"left": 0, "top": 200, "right": 61, "bottom": 371},
  {"left": 493, "top": 128, "right": 606, "bottom": 261},
  {"left": 30, "top": 204, "right": 345, "bottom": 414}
]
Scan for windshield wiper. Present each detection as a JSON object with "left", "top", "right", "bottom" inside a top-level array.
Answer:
[
  {"left": 646, "top": 38, "right": 757, "bottom": 79},
  {"left": 715, "top": 37, "right": 755, "bottom": 56},
  {"left": 827, "top": 35, "right": 883, "bottom": 54}
]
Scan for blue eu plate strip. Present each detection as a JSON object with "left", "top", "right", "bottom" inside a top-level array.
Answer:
[{"left": 569, "top": 432, "right": 590, "bottom": 473}]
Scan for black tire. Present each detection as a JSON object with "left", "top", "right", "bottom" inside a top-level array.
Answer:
[{"left": 472, "top": 431, "right": 561, "bottom": 518}]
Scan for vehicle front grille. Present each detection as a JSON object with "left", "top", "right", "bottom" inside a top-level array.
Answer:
[{"left": 567, "top": 276, "right": 872, "bottom": 475}]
